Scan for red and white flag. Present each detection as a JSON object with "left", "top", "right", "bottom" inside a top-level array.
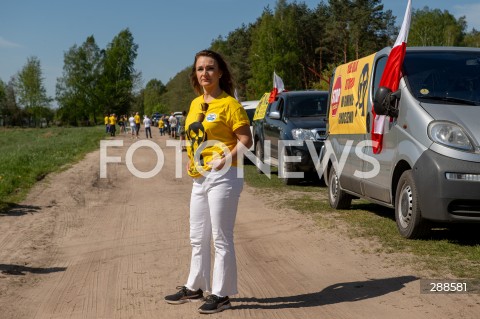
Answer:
[
  {"left": 268, "top": 71, "right": 285, "bottom": 103},
  {"left": 372, "top": 0, "right": 412, "bottom": 154}
]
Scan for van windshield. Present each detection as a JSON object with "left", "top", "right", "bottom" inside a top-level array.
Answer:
[
  {"left": 286, "top": 94, "right": 328, "bottom": 117},
  {"left": 403, "top": 51, "right": 480, "bottom": 106}
]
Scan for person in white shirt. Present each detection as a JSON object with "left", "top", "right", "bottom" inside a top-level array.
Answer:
[
  {"left": 128, "top": 114, "right": 136, "bottom": 137},
  {"left": 169, "top": 114, "right": 178, "bottom": 139},
  {"left": 143, "top": 115, "right": 152, "bottom": 138}
]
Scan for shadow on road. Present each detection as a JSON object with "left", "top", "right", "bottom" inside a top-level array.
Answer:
[
  {"left": 0, "top": 264, "right": 67, "bottom": 276},
  {"left": 232, "top": 275, "right": 417, "bottom": 310},
  {"left": 0, "top": 202, "right": 42, "bottom": 217}
]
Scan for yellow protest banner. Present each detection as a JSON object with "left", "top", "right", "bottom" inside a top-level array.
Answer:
[
  {"left": 253, "top": 92, "right": 270, "bottom": 121},
  {"left": 329, "top": 53, "right": 375, "bottom": 134}
]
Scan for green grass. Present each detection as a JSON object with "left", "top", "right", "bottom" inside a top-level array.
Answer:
[
  {"left": 244, "top": 164, "right": 480, "bottom": 279},
  {"left": 0, "top": 126, "right": 105, "bottom": 210}
]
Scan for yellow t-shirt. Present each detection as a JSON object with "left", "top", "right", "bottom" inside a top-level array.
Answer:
[
  {"left": 185, "top": 92, "right": 250, "bottom": 178},
  {"left": 104, "top": 116, "right": 109, "bottom": 125},
  {"left": 134, "top": 114, "right": 141, "bottom": 124},
  {"left": 109, "top": 116, "right": 116, "bottom": 125},
  {"left": 158, "top": 119, "right": 164, "bottom": 128}
]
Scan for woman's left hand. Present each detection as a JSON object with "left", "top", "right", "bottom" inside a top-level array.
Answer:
[{"left": 207, "top": 156, "right": 226, "bottom": 171}]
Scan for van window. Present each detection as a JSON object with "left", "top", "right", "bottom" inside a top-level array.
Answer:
[
  {"left": 372, "top": 55, "right": 388, "bottom": 98},
  {"left": 404, "top": 51, "right": 480, "bottom": 106}
]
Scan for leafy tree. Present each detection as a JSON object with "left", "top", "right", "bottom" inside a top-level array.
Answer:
[
  {"left": 159, "top": 67, "right": 196, "bottom": 113},
  {"left": 15, "top": 56, "right": 52, "bottom": 126},
  {"left": 463, "top": 28, "right": 480, "bottom": 47},
  {"left": 248, "top": 8, "right": 277, "bottom": 98},
  {"left": 211, "top": 24, "right": 255, "bottom": 100},
  {"left": 312, "top": 2, "right": 334, "bottom": 88},
  {"left": 325, "top": 0, "right": 352, "bottom": 64},
  {"left": 249, "top": 1, "right": 315, "bottom": 97},
  {"left": 0, "top": 80, "right": 6, "bottom": 126},
  {"left": 409, "top": 7, "right": 466, "bottom": 46},
  {"left": 101, "top": 28, "right": 139, "bottom": 116},
  {"left": 350, "top": 0, "right": 396, "bottom": 59},
  {"left": 0, "top": 78, "right": 22, "bottom": 126},
  {"left": 143, "top": 79, "right": 167, "bottom": 115},
  {"left": 56, "top": 35, "right": 103, "bottom": 125}
]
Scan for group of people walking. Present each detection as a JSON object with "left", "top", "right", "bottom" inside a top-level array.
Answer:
[{"left": 104, "top": 112, "right": 186, "bottom": 141}]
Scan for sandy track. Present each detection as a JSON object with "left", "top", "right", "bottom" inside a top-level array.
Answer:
[{"left": 0, "top": 133, "right": 479, "bottom": 319}]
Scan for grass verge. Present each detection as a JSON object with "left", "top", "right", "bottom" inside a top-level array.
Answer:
[
  {"left": 0, "top": 126, "right": 105, "bottom": 211},
  {"left": 244, "top": 164, "right": 480, "bottom": 279}
]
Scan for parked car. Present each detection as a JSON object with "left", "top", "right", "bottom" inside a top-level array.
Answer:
[
  {"left": 253, "top": 90, "right": 329, "bottom": 184},
  {"left": 324, "top": 46, "right": 480, "bottom": 238}
]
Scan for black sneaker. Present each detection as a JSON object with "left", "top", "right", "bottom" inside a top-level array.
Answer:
[
  {"left": 164, "top": 286, "right": 204, "bottom": 304},
  {"left": 198, "top": 294, "right": 231, "bottom": 314}
]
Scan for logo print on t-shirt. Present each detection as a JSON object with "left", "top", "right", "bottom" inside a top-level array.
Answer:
[
  {"left": 187, "top": 121, "right": 207, "bottom": 167},
  {"left": 206, "top": 113, "right": 217, "bottom": 122}
]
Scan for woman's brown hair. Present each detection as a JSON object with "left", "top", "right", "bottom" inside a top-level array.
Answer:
[{"left": 190, "top": 50, "right": 235, "bottom": 97}]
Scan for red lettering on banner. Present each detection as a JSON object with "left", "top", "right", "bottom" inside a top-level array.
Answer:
[
  {"left": 345, "top": 78, "right": 355, "bottom": 90},
  {"left": 347, "top": 61, "right": 358, "bottom": 74}
]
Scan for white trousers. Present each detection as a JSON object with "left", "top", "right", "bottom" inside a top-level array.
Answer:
[{"left": 185, "top": 167, "right": 243, "bottom": 297}]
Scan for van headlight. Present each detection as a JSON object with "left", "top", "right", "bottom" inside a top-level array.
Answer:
[
  {"left": 292, "top": 129, "right": 316, "bottom": 141},
  {"left": 428, "top": 121, "right": 474, "bottom": 151}
]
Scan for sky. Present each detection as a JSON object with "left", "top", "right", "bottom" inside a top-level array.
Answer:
[{"left": 1, "top": 0, "right": 480, "bottom": 103}]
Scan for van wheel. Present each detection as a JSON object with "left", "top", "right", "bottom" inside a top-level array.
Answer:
[
  {"left": 279, "top": 151, "right": 296, "bottom": 185},
  {"left": 328, "top": 165, "right": 352, "bottom": 209},
  {"left": 395, "top": 170, "right": 430, "bottom": 239},
  {"left": 255, "top": 140, "right": 264, "bottom": 174}
]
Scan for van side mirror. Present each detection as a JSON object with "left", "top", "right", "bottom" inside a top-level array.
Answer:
[
  {"left": 269, "top": 111, "right": 281, "bottom": 120},
  {"left": 373, "top": 86, "right": 401, "bottom": 117}
]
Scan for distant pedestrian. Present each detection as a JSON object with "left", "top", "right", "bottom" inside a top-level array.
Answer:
[
  {"left": 118, "top": 115, "right": 125, "bottom": 134},
  {"left": 144, "top": 115, "right": 152, "bottom": 138},
  {"left": 134, "top": 112, "right": 141, "bottom": 139},
  {"left": 158, "top": 117, "right": 165, "bottom": 136},
  {"left": 178, "top": 110, "right": 187, "bottom": 150},
  {"left": 164, "top": 115, "right": 171, "bottom": 135},
  {"left": 169, "top": 113, "right": 178, "bottom": 139},
  {"left": 109, "top": 113, "right": 117, "bottom": 137},
  {"left": 128, "top": 114, "right": 136, "bottom": 137},
  {"left": 104, "top": 114, "right": 110, "bottom": 133}
]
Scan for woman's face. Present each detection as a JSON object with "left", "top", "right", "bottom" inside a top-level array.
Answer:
[{"left": 195, "top": 56, "right": 222, "bottom": 91}]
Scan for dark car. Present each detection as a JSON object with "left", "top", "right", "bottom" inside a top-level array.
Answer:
[{"left": 252, "top": 90, "right": 328, "bottom": 184}]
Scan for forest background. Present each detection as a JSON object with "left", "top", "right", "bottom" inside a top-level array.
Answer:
[{"left": 1, "top": 0, "right": 479, "bottom": 127}]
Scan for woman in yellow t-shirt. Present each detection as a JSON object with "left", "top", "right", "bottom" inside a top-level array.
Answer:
[{"left": 164, "top": 50, "right": 252, "bottom": 314}]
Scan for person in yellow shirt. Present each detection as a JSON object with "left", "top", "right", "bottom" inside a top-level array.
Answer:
[
  {"left": 104, "top": 114, "right": 110, "bottom": 134},
  {"left": 164, "top": 50, "right": 252, "bottom": 314},
  {"left": 158, "top": 117, "right": 165, "bottom": 136},
  {"left": 108, "top": 113, "right": 117, "bottom": 137},
  {"left": 134, "top": 112, "right": 141, "bottom": 138}
]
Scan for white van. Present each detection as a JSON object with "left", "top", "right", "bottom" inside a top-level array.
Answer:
[{"left": 324, "top": 47, "right": 480, "bottom": 238}]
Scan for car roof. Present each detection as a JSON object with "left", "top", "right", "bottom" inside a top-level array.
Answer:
[
  {"left": 278, "top": 90, "right": 328, "bottom": 97},
  {"left": 241, "top": 100, "right": 260, "bottom": 110}
]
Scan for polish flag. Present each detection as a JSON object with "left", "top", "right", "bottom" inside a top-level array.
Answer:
[
  {"left": 372, "top": 0, "right": 412, "bottom": 154},
  {"left": 268, "top": 71, "right": 285, "bottom": 103}
]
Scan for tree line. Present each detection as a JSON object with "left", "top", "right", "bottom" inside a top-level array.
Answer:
[{"left": 1, "top": 0, "right": 479, "bottom": 127}]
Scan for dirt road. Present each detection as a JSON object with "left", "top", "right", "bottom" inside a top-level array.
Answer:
[{"left": 0, "top": 133, "right": 478, "bottom": 319}]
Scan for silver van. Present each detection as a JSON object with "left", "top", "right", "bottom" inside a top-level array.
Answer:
[{"left": 324, "top": 47, "right": 480, "bottom": 238}]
